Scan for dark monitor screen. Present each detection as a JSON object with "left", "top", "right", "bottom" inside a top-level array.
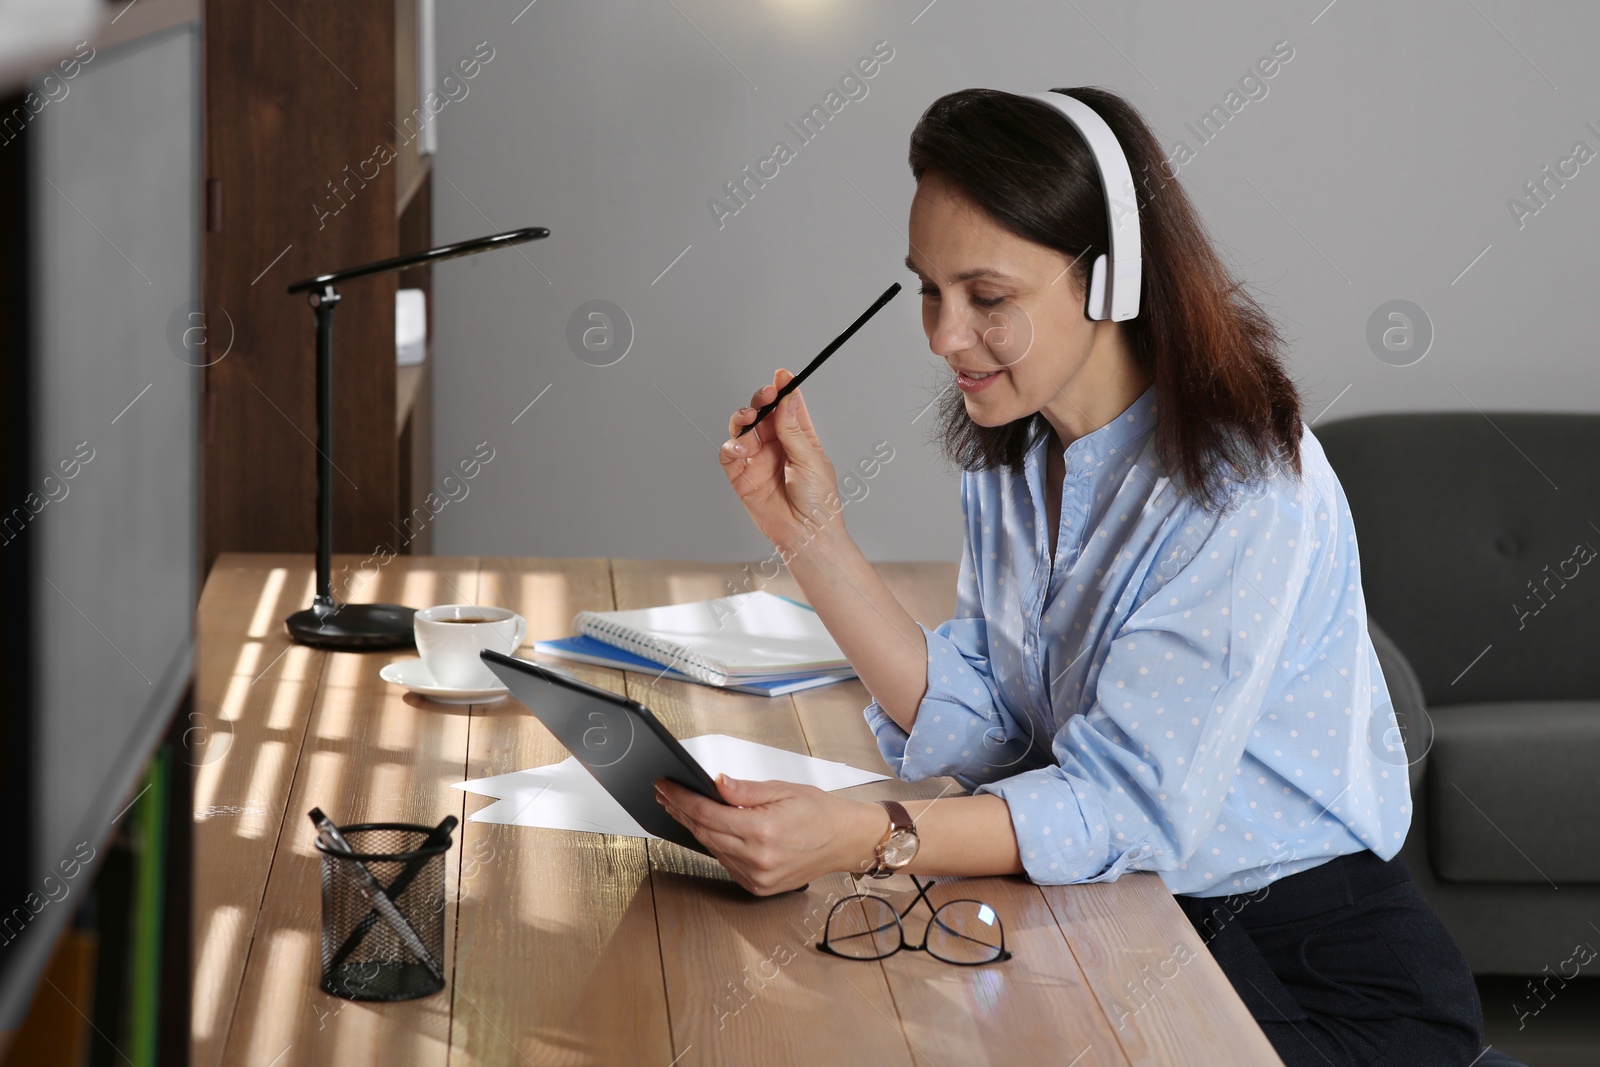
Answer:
[{"left": 0, "top": 24, "right": 201, "bottom": 1028}]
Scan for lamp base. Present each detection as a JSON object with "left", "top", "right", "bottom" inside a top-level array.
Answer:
[{"left": 285, "top": 602, "right": 417, "bottom": 650}]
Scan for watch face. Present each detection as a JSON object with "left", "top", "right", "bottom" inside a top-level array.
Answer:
[{"left": 883, "top": 828, "right": 919, "bottom": 868}]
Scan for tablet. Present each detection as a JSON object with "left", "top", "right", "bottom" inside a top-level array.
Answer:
[{"left": 478, "top": 649, "right": 723, "bottom": 854}]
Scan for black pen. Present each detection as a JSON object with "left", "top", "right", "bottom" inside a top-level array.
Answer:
[{"left": 736, "top": 282, "right": 902, "bottom": 438}]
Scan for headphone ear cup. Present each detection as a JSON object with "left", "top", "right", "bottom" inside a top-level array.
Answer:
[{"left": 1084, "top": 253, "right": 1109, "bottom": 321}]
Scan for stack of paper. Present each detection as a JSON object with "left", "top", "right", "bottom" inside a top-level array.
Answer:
[
  {"left": 453, "top": 733, "right": 889, "bottom": 837},
  {"left": 533, "top": 591, "right": 857, "bottom": 696}
]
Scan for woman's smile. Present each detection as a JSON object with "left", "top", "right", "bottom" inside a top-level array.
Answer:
[{"left": 954, "top": 366, "right": 1005, "bottom": 393}]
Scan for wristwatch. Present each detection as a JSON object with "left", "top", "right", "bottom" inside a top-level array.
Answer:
[{"left": 865, "top": 800, "right": 920, "bottom": 879}]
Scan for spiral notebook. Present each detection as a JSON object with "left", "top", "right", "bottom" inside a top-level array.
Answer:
[
  {"left": 570, "top": 591, "right": 852, "bottom": 687},
  {"left": 530, "top": 635, "right": 855, "bottom": 696}
]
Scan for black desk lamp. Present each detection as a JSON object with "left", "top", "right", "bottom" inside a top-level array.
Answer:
[{"left": 283, "top": 226, "right": 550, "bottom": 650}]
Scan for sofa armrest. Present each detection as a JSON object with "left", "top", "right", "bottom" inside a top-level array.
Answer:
[{"left": 1369, "top": 619, "right": 1430, "bottom": 798}]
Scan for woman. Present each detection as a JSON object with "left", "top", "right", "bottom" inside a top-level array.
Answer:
[{"left": 657, "top": 86, "right": 1485, "bottom": 1066}]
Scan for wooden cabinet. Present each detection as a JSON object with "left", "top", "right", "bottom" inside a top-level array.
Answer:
[{"left": 202, "top": 0, "right": 434, "bottom": 569}]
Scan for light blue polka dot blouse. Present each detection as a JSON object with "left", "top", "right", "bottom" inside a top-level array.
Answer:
[{"left": 864, "top": 386, "right": 1413, "bottom": 897}]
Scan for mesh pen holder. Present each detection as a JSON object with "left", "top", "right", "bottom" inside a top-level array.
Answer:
[{"left": 315, "top": 822, "right": 452, "bottom": 1001}]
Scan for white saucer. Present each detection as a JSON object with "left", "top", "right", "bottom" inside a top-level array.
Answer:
[{"left": 380, "top": 658, "right": 509, "bottom": 705}]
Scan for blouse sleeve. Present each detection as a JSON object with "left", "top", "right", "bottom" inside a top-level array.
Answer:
[
  {"left": 975, "top": 484, "right": 1318, "bottom": 885},
  {"left": 863, "top": 475, "right": 1038, "bottom": 783}
]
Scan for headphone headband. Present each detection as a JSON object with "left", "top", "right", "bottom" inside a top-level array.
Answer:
[{"left": 1030, "top": 91, "right": 1142, "bottom": 321}]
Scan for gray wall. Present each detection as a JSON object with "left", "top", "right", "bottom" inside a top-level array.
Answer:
[{"left": 431, "top": 0, "right": 1599, "bottom": 565}]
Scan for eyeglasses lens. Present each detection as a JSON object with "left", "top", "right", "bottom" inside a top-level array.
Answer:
[
  {"left": 926, "top": 900, "right": 1006, "bottom": 965},
  {"left": 824, "top": 895, "right": 901, "bottom": 960}
]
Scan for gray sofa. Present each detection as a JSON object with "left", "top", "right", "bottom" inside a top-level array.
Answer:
[{"left": 1319, "top": 412, "right": 1600, "bottom": 975}]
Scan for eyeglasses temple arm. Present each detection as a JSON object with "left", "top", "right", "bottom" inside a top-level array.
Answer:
[{"left": 899, "top": 876, "right": 941, "bottom": 921}]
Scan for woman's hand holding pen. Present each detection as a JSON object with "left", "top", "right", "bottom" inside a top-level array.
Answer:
[
  {"left": 718, "top": 364, "right": 932, "bottom": 734},
  {"left": 720, "top": 368, "right": 846, "bottom": 560}
]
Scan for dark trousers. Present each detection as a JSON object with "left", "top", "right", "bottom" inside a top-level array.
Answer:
[{"left": 1175, "top": 850, "right": 1484, "bottom": 1067}]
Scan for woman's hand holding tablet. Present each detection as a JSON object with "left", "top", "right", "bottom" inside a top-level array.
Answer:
[{"left": 655, "top": 774, "right": 888, "bottom": 896}]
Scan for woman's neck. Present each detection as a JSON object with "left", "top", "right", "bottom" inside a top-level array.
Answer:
[{"left": 1038, "top": 322, "right": 1151, "bottom": 449}]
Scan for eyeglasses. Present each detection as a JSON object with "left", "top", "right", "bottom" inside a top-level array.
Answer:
[{"left": 818, "top": 875, "right": 1013, "bottom": 966}]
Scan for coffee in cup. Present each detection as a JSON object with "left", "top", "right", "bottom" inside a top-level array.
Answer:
[{"left": 413, "top": 604, "right": 527, "bottom": 689}]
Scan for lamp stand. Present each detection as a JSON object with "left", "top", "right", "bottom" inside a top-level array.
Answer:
[{"left": 284, "top": 283, "right": 416, "bottom": 650}]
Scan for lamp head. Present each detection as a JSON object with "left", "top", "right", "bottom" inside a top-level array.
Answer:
[{"left": 286, "top": 226, "right": 550, "bottom": 294}]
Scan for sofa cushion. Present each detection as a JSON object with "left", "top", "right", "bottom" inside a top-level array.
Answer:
[{"left": 1428, "top": 701, "right": 1600, "bottom": 884}]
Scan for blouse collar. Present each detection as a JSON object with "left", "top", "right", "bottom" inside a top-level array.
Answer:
[{"left": 1024, "top": 383, "right": 1159, "bottom": 472}]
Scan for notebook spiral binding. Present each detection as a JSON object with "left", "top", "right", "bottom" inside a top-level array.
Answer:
[{"left": 572, "top": 614, "right": 732, "bottom": 686}]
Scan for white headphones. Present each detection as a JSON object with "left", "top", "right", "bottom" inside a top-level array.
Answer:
[{"left": 1030, "top": 91, "right": 1143, "bottom": 322}]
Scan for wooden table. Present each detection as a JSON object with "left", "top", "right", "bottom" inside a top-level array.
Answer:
[{"left": 192, "top": 554, "right": 1282, "bottom": 1067}]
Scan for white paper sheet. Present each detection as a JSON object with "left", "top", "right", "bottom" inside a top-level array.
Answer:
[{"left": 452, "top": 733, "right": 890, "bottom": 839}]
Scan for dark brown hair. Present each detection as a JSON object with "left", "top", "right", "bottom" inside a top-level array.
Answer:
[{"left": 908, "top": 87, "right": 1302, "bottom": 509}]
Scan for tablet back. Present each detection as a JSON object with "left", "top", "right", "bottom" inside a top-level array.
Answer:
[{"left": 479, "top": 650, "right": 720, "bottom": 854}]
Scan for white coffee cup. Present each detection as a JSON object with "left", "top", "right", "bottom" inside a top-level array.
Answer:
[{"left": 413, "top": 604, "right": 527, "bottom": 690}]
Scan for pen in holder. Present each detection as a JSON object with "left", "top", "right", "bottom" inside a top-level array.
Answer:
[{"left": 310, "top": 809, "right": 456, "bottom": 1001}]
